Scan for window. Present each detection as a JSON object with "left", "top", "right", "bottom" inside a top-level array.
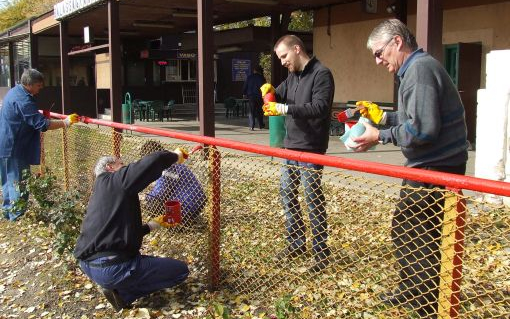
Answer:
[{"left": 164, "top": 59, "right": 197, "bottom": 82}]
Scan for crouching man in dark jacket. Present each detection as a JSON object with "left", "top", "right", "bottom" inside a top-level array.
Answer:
[{"left": 74, "top": 149, "right": 189, "bottom": 311}]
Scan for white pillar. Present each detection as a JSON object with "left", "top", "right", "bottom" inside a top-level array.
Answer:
[{"left": 475, "top": 50, "right": 510, "bottom": 205}]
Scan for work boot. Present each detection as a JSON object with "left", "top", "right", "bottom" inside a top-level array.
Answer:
[
  {"left": 275, "top": 245, "right": 306, "bottom": 260},
  {"left": 308, "top": 248, "right": 331, "bottom": 273},
  {"left": 101, "top": 288, "right": 129, "bottom": 312}
]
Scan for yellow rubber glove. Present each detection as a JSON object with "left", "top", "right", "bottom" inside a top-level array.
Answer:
[
  {"left": 357, "top": 101, "right": 384, "bottom": 124},
  {"left": 63, "top": 113, "right": 80, "bottom": 127},
  {"left": 173, "top": 147, "right": 189, "bottom": 164},
  {"left": 260, "top": 83, "right": 275, "bottom": 98},
  {"left": 263, "top": 102, "right": 288, "bottom": 116}
]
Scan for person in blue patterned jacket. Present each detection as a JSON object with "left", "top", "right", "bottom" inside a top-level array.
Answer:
[{"left": 140, "top": 140, "right": 206, "bottom": 224}]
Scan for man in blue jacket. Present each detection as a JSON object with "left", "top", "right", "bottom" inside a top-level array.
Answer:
[
  {"left": 243, "top": 65, "right": 266, "bottom": 130},
  {"left": 353, "top": 19, "right": 468, "bottom": 318},
  {"left": 0, "top": 68, "right": 78, "bottom": 221},
  {"left": 264, "top": 35, "right": 335, "bottom": 273}
]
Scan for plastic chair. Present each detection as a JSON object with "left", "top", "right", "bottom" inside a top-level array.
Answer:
[
  {"left": 132, "top": 99, "right": 144, "bottom": 121},
  {"left": 146, "top": 100, "right": 165, "bottom": 121},
  {"left": 162, "top": 100, "right": 175, "bottom": 121},
  {"left": 224, "top": 97, "right": 237, "bottom": 118}
]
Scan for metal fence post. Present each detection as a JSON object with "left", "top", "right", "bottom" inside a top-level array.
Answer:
[
  {"left": 208, "top": 146, "right": 221, "bottom": 290},
  {"left": 438, "top": 188, "right": 466, "bottom": 318},
  {"left": 113, "top": 128, "right": 122, "bottom": 158},
  {"left": 39, "top": 110, "right": 51, "bottom": 176},
  {"left": 61, "top": 128, "right": 69, "bottom": 191}
]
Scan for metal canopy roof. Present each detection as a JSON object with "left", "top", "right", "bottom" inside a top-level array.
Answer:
[{"left": 36, "top": 0, "right": 359, "bottom": 38}]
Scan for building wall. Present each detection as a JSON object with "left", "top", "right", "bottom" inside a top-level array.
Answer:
[{"left": 314, "top": 1, "right": 510, "bottom": 103}]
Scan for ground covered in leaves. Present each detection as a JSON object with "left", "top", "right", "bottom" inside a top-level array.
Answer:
[{"left": 0, "top": 218, "right": 238, "bottom": 319}]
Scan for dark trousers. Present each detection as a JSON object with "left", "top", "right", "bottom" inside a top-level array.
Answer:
[
  {"left": 248, "top": 97, "right": 264, "bottom": 129},
  {"left": 80, "top": 254, "right": 189, "bottom": 304},
  {"left": 393, "top": 164, "right": 466, "bottom": 317},
  {"left": 281, "top": 160, "right": 329, "bottom": 259}
]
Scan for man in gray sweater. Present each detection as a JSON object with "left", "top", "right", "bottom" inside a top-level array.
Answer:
[{"left": 353, "top": 19, "right": 468, "bottom": 318}]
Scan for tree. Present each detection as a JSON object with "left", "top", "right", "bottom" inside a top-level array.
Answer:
[{"left": 0, "top": 0, "right": 58, "bottom": 32}]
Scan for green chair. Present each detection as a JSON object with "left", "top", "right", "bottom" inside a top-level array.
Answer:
[{"left": 146, "top": 100, "right": 165, "bottom": 121}]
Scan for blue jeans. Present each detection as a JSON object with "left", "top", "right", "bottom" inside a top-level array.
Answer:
[
  {"left": 79, "top": 254, "right": 189, "bottom": 304},
  {"left": 0, "top": 157, "right": 29, "bottom": 221},
  {"left": 280, "top": 160, "right": 329, "bottom": 258}
]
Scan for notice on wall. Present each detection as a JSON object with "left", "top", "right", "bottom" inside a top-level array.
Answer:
[{"left": 232, "top": 59, "right": 250, "bottom": 82}]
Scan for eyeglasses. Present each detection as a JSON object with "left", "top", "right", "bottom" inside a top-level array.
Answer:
[{"left": 373, "top": 38, "right": 394, "bottom": 59}]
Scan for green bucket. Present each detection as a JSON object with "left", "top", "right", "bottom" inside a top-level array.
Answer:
[{"left": 269, "top": 115, "right": 286, "bottom": 148}]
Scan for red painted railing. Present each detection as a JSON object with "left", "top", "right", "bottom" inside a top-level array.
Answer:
[{"left": 50, "top": 112, "right": 510, "bottom": 197}]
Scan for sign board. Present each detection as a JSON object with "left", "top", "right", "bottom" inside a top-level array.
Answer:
[
  {"left": 54, "top": 0, "right": 103, "bottom": 20},
  {"left": 232, "top": 59, "right": 250, "bottom": 82},
  {"left": 177, "top": 52, "right": 196, "bottom": 59},
  {"left": 95, "top": 53, "right": 110, "bottom": 89}
]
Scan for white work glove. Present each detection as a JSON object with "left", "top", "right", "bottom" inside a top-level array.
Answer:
[{"left": 147, "top": 220, "right": 162, "bottom": 231}]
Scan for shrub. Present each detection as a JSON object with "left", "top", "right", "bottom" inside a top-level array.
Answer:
[{"left": 18, "top": 169, "right": 86, "bottom": 255}]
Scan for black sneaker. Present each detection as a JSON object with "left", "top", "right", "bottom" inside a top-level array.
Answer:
[
  {"left": 379, "top": 289, "right": 421, "bottom": 310},
  {"left": 275, "top": 245, "right": 306, "bottom": 260},
  {"left": 101, "top": 288, "right": 128, "bottom": 312},
  {"left": 309, "top": 254, "right": 331, "bottom": 273}
]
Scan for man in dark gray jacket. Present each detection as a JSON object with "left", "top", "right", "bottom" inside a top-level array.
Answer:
[
  {"left": 265, "top": 35, "right": 335, "bottom": 273},
  {"left": 353, "top": 19, "right": 468, "bottom": 318},
  {"left": 74, "top": 149, "right": 189, "bottom": 311}
]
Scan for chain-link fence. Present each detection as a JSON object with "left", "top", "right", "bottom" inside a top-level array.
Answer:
[{"left": 39, "top": 121, "right": 509, "bottom": 318}]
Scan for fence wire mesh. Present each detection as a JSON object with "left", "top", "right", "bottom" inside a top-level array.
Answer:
[{"left": 39, "top": 124, "right": 509, "bottom": 318}]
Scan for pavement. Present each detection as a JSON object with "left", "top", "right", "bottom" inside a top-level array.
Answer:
[{"left": 130, "top": 114, "right": 476, "bottom": 178}]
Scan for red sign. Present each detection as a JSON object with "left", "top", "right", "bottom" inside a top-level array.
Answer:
[{"left": 157, "top": 60, "right": 168, "bottom": 66}]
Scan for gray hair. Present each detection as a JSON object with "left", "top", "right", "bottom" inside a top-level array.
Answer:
[
  {"left": 94, "top": 156, "right": 117, "bottom": 177},
  {"left": 367, "top": 19, "right": 418, "bottom": 51},
  {"left": 20, "top": 68, "right": 44, "bottom": 86}
]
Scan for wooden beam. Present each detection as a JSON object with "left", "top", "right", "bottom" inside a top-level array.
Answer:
[{"left": 68, "top": 44, "right": 109, "bottom": 56}]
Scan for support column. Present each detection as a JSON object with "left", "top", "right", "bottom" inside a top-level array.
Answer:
[
  {"left": 29, "top": 20, "right": 38, "bottom": 69},
  {"left": 270, "top": 12, "right": 290, "bottom": 87},
  {"left": 393, "top": 0, "right": 408, "bottom": 104},
  {"left": 416, "top": 0, "right": 443, "bottom": 63},
  {"left": 59, "top": 21, "right": 70, "bottom": 113},
  {"left": 8, "top": 41, "right": 15, "bottom": 87},
  {"left": 108, "top": 0, "right": 122, "bottom": 123},
  {"left": 197, "top": 0, "right": 215, "bottom": 137}
]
